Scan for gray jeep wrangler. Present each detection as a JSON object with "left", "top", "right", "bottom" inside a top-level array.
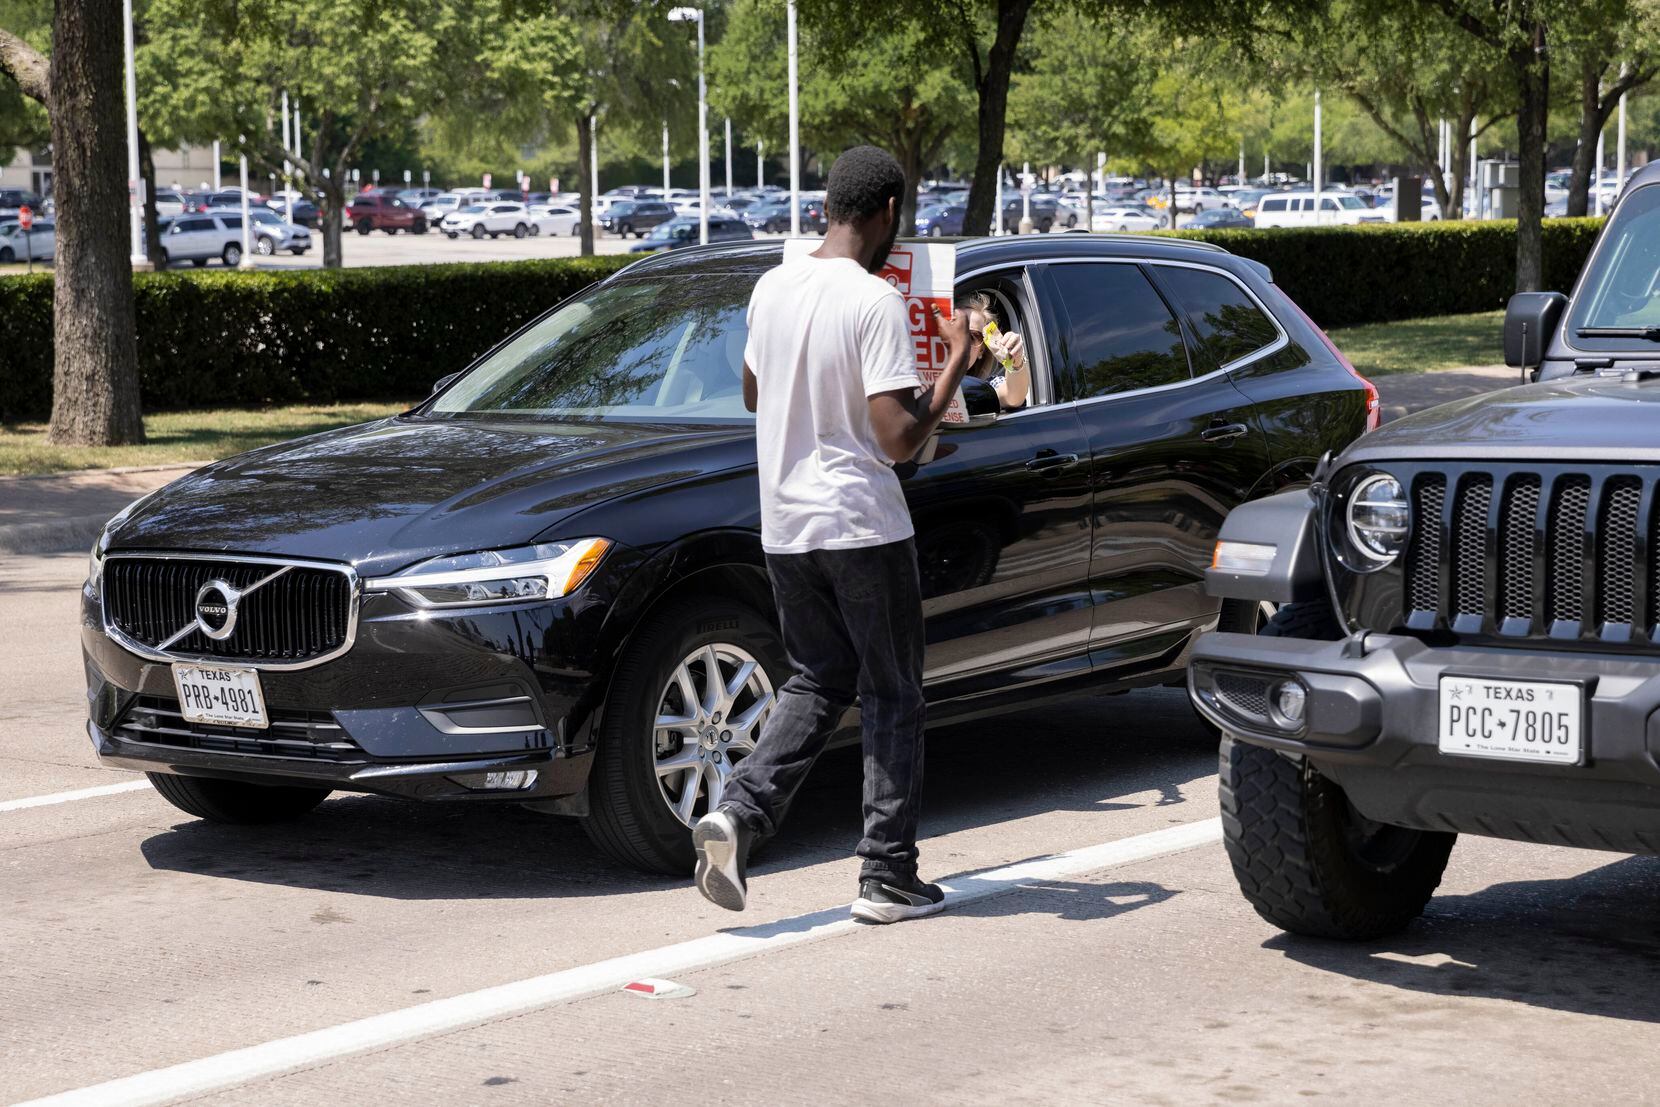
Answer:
[{"left": 1189, "top": 163, "right": 1660, "bottom": 939}]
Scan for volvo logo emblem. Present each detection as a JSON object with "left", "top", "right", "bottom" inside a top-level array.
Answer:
[{"left": 194, "top": 579, "right": 241, "bottom": 641}]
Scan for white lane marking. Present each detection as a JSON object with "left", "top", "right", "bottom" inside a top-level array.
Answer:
[
  {"left": 0, "top": 779, "right": 149, "bottom": 813},
  {"left": 21, "top": 816, "right": 1222, "bottom": 1107}
]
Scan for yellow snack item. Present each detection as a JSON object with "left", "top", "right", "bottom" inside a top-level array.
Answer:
[{"left": 982, "top": 320, "right": 1016, "bottom": 372}]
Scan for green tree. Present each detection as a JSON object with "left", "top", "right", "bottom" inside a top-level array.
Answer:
[
  {"left": 139, "top": 0, "right": 478, "bottom": 267},
  {"left": 0, "top": 0, "right": 145, "bottom": 447},
  {"left": 1554, "top": 0, "right": 1660, "bottom": 216},
  {"left": 711, "top": 0, "right": 970, "bottom": 227},
  {"left": 0, "top": 0, "right": 48, "bottom": 150}
]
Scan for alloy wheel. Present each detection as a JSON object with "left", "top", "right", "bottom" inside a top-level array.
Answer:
[{"left": 652, "top": 643, "right": 775, "bottom": 827}]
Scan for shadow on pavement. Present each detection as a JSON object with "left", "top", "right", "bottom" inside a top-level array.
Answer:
[
  {"left": 1268, "top": 853, "right": 1660, "bottom": 1022},
  {"left": 138, "top": 687, "right": 1218, "bottom": 901}
]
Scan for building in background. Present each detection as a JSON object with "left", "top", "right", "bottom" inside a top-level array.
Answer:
[{"left": 2, "top": 143, "right": 221, "bottom": 199}]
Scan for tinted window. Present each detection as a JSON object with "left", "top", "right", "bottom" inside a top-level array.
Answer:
[
  {"left": 1155, "top": 266, "right": 1280, "bottom": 369},
  {"left": 1046, "top": 263, "right": 1190, "bottom": 398},
  {"left": 1260, "top": 198, "right": 1286, "bottom": 212},
  {"left": 176, "top": 218, "right": 213, "bottom": 232},
  {"left": 218, "top": 215, "right": 243, "bottom": 230}
]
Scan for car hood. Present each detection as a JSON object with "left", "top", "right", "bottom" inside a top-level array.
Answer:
[
  {"left": 1343, "top": 373, "right": 1660, "bottom": 466},
  {"left": 107, "top": 417, "right": 755, "bottom": 576}
]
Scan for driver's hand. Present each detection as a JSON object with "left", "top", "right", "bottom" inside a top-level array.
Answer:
[{"left": 999, "top": 332, "right": 1027, "bottom": 371}]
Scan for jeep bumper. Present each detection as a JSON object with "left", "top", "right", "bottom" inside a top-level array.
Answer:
[{"left": 1190, "top": 631, "right": 1660, "bottom": 853}]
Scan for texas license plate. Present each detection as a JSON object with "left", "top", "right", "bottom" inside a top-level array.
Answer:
[
  {"left": 1437, "top": 675, "right": 1582, "bottom": 765},
  {"left": 172, "top": 664, "right": 269, "bottom": 730}
]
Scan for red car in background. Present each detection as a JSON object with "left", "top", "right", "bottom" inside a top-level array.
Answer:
[{"left": 348, "top": 191, "right": 428, "bottom": 235}]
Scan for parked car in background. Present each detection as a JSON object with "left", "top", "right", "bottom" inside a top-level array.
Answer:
[
  {"left": 81, "top": 233, "right": 1373, "bottom": 878},
  {"left": 742, "top": 202, "right": 791, "bottom": 233},
  {"left": 998, "top": 195, "right": 1066, "bottom": 232},
  {"left": 1174, "top": 186, "right": 1229, "bottom": 213},
  {"left": 915, "top": 203, "right": 966, "bottom": 236},
  {"left": 397, "top": 187, "right": 444, "bottom": 209},
  {"left": 420, "top": 194, "right": 463, "bottom": 226},
  {"left": 0, "top": 188, "right": 44, "bottom": 221},
  {"left": 1229, "top": 189, "right": 1272, "bottom": 221},
  {"left": 629, "top": 215, "right": 754, "bottom": 252},
  {"left": 600, "top": 199, "right": 675, "bottom": 237},
  {"left": 1187, "top": 207, "right": 1252, "bottom": 230},
  {"left": 527, "top": 204, "right": 582, "bottom": 236},
  {"left": 348, "top": 192, "right": 428, "bottom": 235},
  {"left": 1091, "top": 205, "right": 1166, "bottom": 232},
  {"left": 0, "top": 218, "right": 54, "bottom": 262},
  {"left": 234, "top": 207, "right": 312, "bottom": 255},
  {"left": 153, "top": 189, "right": 187, "bottom": 218},
  {"left": 156, "top": 212, "right": 248, "bottom": 268},
  {"left": 1253, "top": 191, "right": 1389, "bottom": 229},
  {"left": 441, "top": 201, "right": 532, "bottom": 239}
]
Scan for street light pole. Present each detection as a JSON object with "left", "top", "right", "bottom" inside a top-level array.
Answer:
[
  {"left": 1312, "top": 89, "right": 1323, "bottom": 226},
  {"left": 122, "top": 0, "right": 147, "bottom": 268},
  {"left": 237, "top": 136, "right": 254, "bottom": 270},
  {"left": 787, "top": 0, "right": 800, "bottom": 236},
  {"left": 663, "top": 120, "right": 671, "bottom": 197},
  {"left": 757, "top": 140, "right": 764, "bottom": 189},
  {"left": 668, "top": 7, "right": 709, "bottom": 244},
  {"left": 281, "top": 90, "right": 292, "bottom": 202},
  {"left": 725, "top": 117, "right": 732, "bottom": 198}
]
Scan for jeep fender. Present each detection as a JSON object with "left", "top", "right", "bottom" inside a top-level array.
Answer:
[{"left": 1205, "top": 487, "right": 1325, "bottom": 604}]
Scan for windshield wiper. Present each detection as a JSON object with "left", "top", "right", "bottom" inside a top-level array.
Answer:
[{"left": 1577, "top": 325, "right": 1660, "bottom": 340}]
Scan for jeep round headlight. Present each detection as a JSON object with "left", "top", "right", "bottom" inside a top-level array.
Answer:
[{"left": 1346, "top": 473, "right": 1409, "bottom": 566}]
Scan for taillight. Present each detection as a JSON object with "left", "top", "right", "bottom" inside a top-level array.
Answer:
[{"left": 1275, "top": 287, "right": 1380, "bottom": 432}]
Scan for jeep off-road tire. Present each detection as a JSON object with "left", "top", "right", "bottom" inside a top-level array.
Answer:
[
  {"left": 1219, "top": 738, "right": 1455, "bottom": 939},
  {"left": 147, "top": 772, "right": 331, "bottom": 824},
  {"left": 582, "top": 595, "right": 786, "bottom": 875}
]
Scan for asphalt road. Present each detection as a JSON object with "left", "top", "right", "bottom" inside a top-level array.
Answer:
[{"left": 5, "top": 551, "right": 1660, "bottom": 1104}]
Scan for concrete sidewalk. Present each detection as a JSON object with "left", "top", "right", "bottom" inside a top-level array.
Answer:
[
  {"left": 0, "top": 367, "right": 1523, "bottom": 558},
  {"left": 0, "top": 464, "right": 197, "bottom": 556}
]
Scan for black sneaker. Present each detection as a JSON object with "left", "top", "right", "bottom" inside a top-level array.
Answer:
[
  {"left": 693, "top": 807, "right": 751, "bottom": 912},
  {"left": 851, "top": 874, "right": 946, "bottom": 924}
]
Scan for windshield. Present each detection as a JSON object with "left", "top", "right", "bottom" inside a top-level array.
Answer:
[
  {"left": 1566, "top": 184, "right": 1660, "bottom": 348},
  {"left": 428, "top": 273, "right": 757, "bottom": 425}
]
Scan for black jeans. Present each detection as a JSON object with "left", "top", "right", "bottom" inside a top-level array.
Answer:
[{"left": 721, "top": 538, "right": 927, "bottom": 881}]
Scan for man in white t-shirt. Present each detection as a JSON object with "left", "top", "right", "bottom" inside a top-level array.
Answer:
[{"left": 692, "top": 146, "right": 971, "bottom": 924}]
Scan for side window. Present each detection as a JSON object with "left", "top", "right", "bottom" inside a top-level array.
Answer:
[
  {"left": 1153, "top": 266, "right": 1281, "bottom": 370},
  {"left": 1320, "top": 197, "right": 1341, "bottom": 212},
  {"left": 219, "top": 215, "right": 243, "bottom": 230},
  {"left": 1260, "top": 198, "right": 1286, "bottom": 213},
  {"left": 1044, "top": 263, "right": 1190, "bottom": 399}
]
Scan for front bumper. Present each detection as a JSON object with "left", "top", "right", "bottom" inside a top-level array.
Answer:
[
  {"left": 81, "top": 578, "right": 610, "bottom": 805},
  {"left": 1190, "top": 631, "right": 1660, "bottom": 853}
]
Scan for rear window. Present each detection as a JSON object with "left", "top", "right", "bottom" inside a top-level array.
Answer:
[
  {"left": 1045, "top": 262, "right": 1191, "bottom": 398},
  {"left": 1155, "top": 266, "right": 1281, "bottom": 369}
]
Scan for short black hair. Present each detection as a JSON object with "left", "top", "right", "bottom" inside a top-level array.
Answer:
[{"left": 824, "top": 145, "right": 905, "bottom": 224}]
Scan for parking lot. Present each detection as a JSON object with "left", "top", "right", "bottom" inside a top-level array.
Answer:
[{"left": 6, "top": 548, "right": 1660, "bottom": 1105}]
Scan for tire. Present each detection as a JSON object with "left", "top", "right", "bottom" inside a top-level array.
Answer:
[
  {"left": 471, "top": 224, "right": 486, "bottom": 240},
  {"left": 1066, "top": 215, "right": 1078, "bottom": 228},
  {"left": 147, "top": 772, "right": 330, "bottom": 824},
  {"left": 0, "top": 246, "right": 12, "bottom": 263},
  {"left": 513, "top": 223, "right": 528, "bottom": 239},
  {"left": 255, "top": 235, "right": 275, "bottom": 256},
  {"left": 221, "top": 242, "right": 243, "bottom": 267},
  {"left": 384, "top": 226, "right": 398, "bottom": 235},
  {"left": 157, "top": 248, "right": 169, "bottom": 268},
  {"left": 1219, "top": 737, "right": 1455, "bottom": 940},
  {"left": 1217, "top": 597, "right": 1455, "bottom": 939},
  {"left": 446, "top": 231, "right": 458, "bottom": 239},
  {"left": 529, "top": 223, "right": 541, "bottom": 236},
  {"left": 619, "top": 222, "right": 633, "bottom": 237},
  {"left": 582, "top": 595, "right": 787, "bottom": 875},
  {"left": 413, "top": 219, "right": 428, "bottom": 234},
  {"left": 1038, "top": 218, "right": 1053, "bottom": 233},
  {"left": 354, "top": 220, "right": 372, "bottom": 235}
]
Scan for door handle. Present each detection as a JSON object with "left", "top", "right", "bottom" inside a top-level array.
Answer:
[
  {"left": 1025, "top": 450, "right": 1081, "bottom": 473},
  {"left": 1201, "top": 422, "right": 1249, "bottom": 443}
]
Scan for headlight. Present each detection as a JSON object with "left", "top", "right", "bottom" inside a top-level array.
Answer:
[
  {"left": 87, "top": 540, "right": 105, "bottom": 592},
  {"left": 1346, "top": 473, "right": 1409, "bottom": 566},
  {"left": 366, "top": 538, "right": 611, "bottom": 608}
]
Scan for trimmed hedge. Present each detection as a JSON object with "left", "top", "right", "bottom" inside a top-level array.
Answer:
[
  {"left": 0, "top": 220, "right": 1606, "bottom": 422},
  {"left": 0, "top": 255, "right": 632, "bottom": 423},
  {"left": 1169, "top": 217, "right": 1604, "bottom": 329}
]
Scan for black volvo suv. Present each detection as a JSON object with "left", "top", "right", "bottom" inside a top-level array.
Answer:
[
  {"left": 83, "top": 234, "right": 1373, "bottom": 874},
  {"left": 1191, "top": 162, "right": 1660, "bottom": 938}
]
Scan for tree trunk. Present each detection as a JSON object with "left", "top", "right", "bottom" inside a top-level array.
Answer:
[
  {"left": 1512, "top": 37, "right": 1549, "bottom": 292},
  {"left": 1566, "top": 59, "right": 1608, "bottom": 218},
  {"left": 577, "top": 112, "right": 595, "bottom": 257},
  {"left": 896, "top": 127, "right": 924, "bottom": 231},
  {"left": 961, "top": 0, "right": 1035, "bottom": 236},
  {"left": 45, "top": 0, "right": 143, "bottom": 447},
  {"left": 138, "top": 127, "right": 164, "bottom": 269},
  {"left": 320, "top": 176, "right": 345, "bottom": 268}
]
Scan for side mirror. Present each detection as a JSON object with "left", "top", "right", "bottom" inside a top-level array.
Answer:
[
  {"left": 961, "top": 376, "right": 1001, "bottom": 421},
  {"left": 431, "top": 372, "right": 460, "bottom": 395},
  {"left": 1503, "top": 291, "right": 1568, "bottom": 371}
]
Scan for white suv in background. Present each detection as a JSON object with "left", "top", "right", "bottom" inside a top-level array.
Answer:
[
  {"left": 441, "top": 202, "right": 532, "bottom": 239},
  {"left": 157, "top": 212, "right": 249, "bottom": 267},
  {"left": 1252, "top": 191, "right": 1389, "bottom": 229}
]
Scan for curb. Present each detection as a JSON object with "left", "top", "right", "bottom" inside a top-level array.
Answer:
[{"left": 0, "top": 514, "right": 108, "bottom": 556}]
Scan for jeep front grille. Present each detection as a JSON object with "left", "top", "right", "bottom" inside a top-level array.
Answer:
[{"left": 1395, "top": 463, "right": 1658, "bottom": 646}]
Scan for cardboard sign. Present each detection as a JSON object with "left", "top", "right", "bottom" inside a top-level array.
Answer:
[{"left": 783, "top": 239, "right": 966, "bottom": 423}]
